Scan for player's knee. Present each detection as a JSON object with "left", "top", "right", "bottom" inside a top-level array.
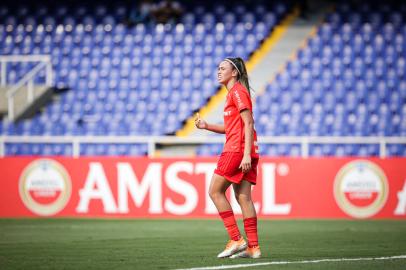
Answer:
[
  {"left": 236, "top": 193, "right": 251, "bottom": 205},
  {"left": 209, "top": 188, "right": 223, "bottom": 202}
]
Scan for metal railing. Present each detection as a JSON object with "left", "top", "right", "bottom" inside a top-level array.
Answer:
[
  {"left": 0, "top": 135, "right": 405, "bottom": 158},
  {"left": 0, "top": 55, "right": 53, "bottom": 121}
]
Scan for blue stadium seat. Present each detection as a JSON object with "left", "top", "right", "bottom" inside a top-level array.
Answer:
[
  {"left": 252, "top": 1, "right": 406, "bottom": 156},
  {"left": 2, "top": 1, "right": 405, "bottom": 157}
]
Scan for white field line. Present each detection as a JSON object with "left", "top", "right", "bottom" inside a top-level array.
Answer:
[{"left": 174, "top": 255, "right": 406, "bottom": 270}]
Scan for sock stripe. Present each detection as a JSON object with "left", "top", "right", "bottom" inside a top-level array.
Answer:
[{"left": 219, "top": 210, "right": 234, "bottom": 219}]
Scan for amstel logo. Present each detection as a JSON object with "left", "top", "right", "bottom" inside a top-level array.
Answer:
[
  {"left": 19, "top": 159, "right": 71, "bottom": 216},
  {"left": 334, "top": 160, "right": 388, "bottom": 218}
]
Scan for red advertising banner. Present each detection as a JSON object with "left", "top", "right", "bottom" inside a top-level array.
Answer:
[{"left": 0, "top": 157, "right": 405, "bottom": 219}]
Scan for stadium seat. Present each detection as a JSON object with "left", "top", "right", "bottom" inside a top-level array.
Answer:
[
  {"left": 2, "top": 1, "right": 405, "bottom": 157},
  {"left": 248, "top": 1, "right": 406, "bottom": 157}
]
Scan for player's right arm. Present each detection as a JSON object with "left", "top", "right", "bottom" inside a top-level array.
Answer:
[{"left": 194, "top": 113, "right": 225, "bottom": 134}]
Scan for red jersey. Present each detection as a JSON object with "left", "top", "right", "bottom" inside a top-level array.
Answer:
[{"left": 223, "top": 82, "right": 259, "bottom": 157}]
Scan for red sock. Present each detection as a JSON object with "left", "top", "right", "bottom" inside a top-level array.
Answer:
[
  {"left": 219, "top": 210, "right": 241, "bottom": 241},
  {"left": 244, "top": 217, "right": 258, "bottom": 247}
]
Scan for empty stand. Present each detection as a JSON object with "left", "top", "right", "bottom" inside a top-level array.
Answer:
[
  {"left": 0, "top": 1, "right": 289, "bottom": 155},
  {"left": 197, "top": 1, "right": 406, "bottom": 157}
]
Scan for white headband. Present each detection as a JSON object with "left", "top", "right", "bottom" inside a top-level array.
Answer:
[{"left": 224, "top": 58, "right": 241, "bottom": 76}]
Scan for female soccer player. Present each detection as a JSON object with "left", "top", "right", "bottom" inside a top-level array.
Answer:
[{"left": 195, "top": 57, "right": 261, "bottom": 259}]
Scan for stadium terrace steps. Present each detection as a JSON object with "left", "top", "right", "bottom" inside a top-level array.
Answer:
[
  {"left": 1, "top": 1, "right": 405, "bottom": 157},
  {"left": 0, "top": 85, "right": 52, "bottom": 121},
  {"left": 250, "top": 3, "right": 331, "bottom": 96},
  {"left": 194, "top": 1, "right": 406, "bottom": 157},
  {"left": 0, "top": 87, "right": 7, "bottom": 116},
  {"left": 166, "top": 4, "right": 331, "bottom": 157},
  {"left": 0, "top": 0, "right": 292, "bottom": 156},
  {"left": 181, "top": 3, "right": 330, "bottom": 138}
]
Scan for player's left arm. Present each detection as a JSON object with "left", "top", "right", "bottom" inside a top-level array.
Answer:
[{"left": 239, "top": 109, "right": 253, "bottom": 173}]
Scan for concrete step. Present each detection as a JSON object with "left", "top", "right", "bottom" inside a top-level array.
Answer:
[
  {"left": 159, "top": 2, "right": 331, "bottom": 157},
  {"left": 0, "top": 85, "right": 54, "bottom": 121}
]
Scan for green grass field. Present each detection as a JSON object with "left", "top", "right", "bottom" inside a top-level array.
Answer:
[{"left": 0, "top": 219, "right": 405, "bottom": 270}]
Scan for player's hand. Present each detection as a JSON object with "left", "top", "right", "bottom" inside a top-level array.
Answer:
[
  {"left": 194, "top": 113, "right": 207, "bottom": 129},
  {"left": 239, "top": 154, "right": 252, "bottom": 173}
]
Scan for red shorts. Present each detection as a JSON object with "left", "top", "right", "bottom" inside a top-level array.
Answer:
[{"left": 214, "top": 152, "right": 259, "bottom": 185}]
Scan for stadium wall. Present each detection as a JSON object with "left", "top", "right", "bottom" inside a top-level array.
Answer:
[{"left": 0, "top": 157, "right": 405, "bottom": 219}]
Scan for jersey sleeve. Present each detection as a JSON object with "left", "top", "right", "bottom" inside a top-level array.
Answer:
[{"left": 231, "top": 87, "right": 251, "bottom": 112}]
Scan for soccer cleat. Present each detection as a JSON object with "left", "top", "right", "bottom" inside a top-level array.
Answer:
[
  {"left": 217, "top": 237, "right": 247, "bottom": 258},
  {"left": 230, "top": 246, "right": 261, "bottom": 259}
]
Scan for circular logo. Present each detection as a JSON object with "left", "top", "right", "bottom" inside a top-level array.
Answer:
[
  {"left": 19, "top": 159, "right": 72, "bottom": 216},
  {"left": 334, "top": 160, "right": 388, "bottom": 219}
]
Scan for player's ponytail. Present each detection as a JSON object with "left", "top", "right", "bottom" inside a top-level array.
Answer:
[{"left": 226, "top": 57, "right": 252, "bottom": 97}]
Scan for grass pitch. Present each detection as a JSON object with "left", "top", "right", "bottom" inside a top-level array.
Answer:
[{"left": 0, "top": 219, "right": 405, "bottom": 270}]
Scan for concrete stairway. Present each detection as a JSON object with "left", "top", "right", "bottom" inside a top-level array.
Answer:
[
  {"left": 157, "top": 1, "right": 332, "bottom": 157},
  {"left": 0, "top": 85, "right": 53, "bottom": 121},
  {"left": 192, "top": 5, "right": 330, "bottom": 137}
]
